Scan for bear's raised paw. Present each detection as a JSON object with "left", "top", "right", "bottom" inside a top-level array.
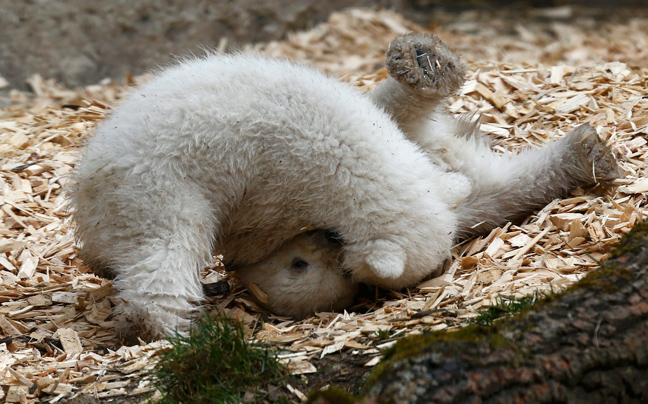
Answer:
[{"left": 386, "top": 32, "right": 465, "bottom": 98}]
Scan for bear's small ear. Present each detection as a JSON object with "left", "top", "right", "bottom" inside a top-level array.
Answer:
[{"left": 364, "top": 240, "right": 406, "bottom": 279}]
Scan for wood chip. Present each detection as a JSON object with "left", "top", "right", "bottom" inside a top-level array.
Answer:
[
  {"left": 57, "top": 328, "right": 83, "bottom": 355},
  {"left": 364, "top": 356, "right": 382, "bottom": 367},
  {"left": 286, "top": 384, "right": 308, "bottom": 401},
  {"left": 320, "top": 340, "right": 346, "bottom": 358},
  {"left": 0, "top": 314, "right": 22, "bottom": 336},
  {"left": 281, "top": 359, "right": 318, "bottom": 375},
  {"left": 52, "top": 291, "right": 81, "bottom": 304},
  {"left": 17, "top": 254, "right": 38, "bottom": 279},
  {"left": 551, "top": 213, "right": 584, "bottom": 231},
  {"left": 461, "top": 256, "right": 479, "bottom": 269},
  {"left": 619, "top": 178, "right": 648, "bottom": 194},
  {"left": 5, "top": 386, "right": 29, "bottom": 403},
  {"left": 247, "top": 282, "right": 269, "bottom": 304}
]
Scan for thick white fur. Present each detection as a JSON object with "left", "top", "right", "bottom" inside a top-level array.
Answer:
[
  {"left": 71, "top": 53, "right": 466, "bottom": 338},
  {"left": 238, "top": 109, "right": 618, "bottom": 320},
  {"left": 370, "top": 79, "right": 621, "bottom": 237},
  {"left": 239, "top": 34, "right": 621, "bottom": 321}
]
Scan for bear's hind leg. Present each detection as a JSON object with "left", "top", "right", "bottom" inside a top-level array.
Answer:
[
  {"left": 454, "top": 124, "right": 623, "bottom": 237},
  {"left": 369, "top": 32, "right": 465, "bottom": 134}
]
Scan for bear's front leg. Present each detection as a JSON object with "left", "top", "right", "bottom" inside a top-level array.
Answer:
[{"left": 72, "top": 172, "right": 218, "bottom": 342}]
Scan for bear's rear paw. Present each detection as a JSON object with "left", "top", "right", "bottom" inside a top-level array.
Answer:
[
  {"left": 386, "top": 32, "right": 465, "bottom": 98},
  {"left": 565, "top": 124, "right": 624, "bottom": 184}
]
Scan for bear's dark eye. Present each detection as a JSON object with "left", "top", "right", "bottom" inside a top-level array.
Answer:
[{"left": 291, "top": 257, "right": 309, "bottom": 271}]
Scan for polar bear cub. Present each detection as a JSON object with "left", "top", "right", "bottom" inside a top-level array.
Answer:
[
  {"left": 71, "top": 40, "right": 472, "bottom": 339},
  {"left": 235, "top": 33, "right": 623, "bottom": 318}
]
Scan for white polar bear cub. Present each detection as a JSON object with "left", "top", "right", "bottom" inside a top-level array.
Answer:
[{"left": 71, "top": 48, "right": 468, "bottom": 339}]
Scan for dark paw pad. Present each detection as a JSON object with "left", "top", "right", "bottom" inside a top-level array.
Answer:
[
  {"left": 567, "top": 124, "right": 624, "bottom": 184},
  {"left": 386, "top": 32, "right": 465, "bottom": 97}
]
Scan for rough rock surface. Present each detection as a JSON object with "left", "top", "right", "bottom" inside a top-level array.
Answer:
[
  {"left": 311, "top": 222, "right": 648, "bottom": 404},
  {"left": 0, "top": 0, "right": 401, "bottom": 90}
]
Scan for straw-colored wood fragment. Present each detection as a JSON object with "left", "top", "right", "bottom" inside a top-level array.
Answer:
[
  {"left": 0, "top": 314, "right": 22, "bottom": 336},
  {"left": 5, "top": 386, "right": 29, "bottom": 403},
  {"left": 247, "top": 282, "right": 269, "bottom": 304},
  {"left": 281, "top": 359, "right": 318, "bottom": 375},
  {"left": 56, "top": 328, "right": 83, "bottom": 355}
]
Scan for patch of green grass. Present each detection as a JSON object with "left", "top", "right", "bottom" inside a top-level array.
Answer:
[
  {"left": 374, "top": 328, "right": 391, "bottom": 340},
  {"left": 471, "top": 291, "right": 545, "bottom": 327},
  {"left": 151, "top": 313, "right": 289, "bottom": 404}
]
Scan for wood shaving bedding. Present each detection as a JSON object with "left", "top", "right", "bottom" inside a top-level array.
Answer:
[{"left": 1, "top": 7, "right": 647, "bottom": 403}]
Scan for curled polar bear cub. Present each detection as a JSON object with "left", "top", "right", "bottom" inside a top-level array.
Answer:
[
  {"left": 72, "top": 32, "right": 622, "bottom": 339},
  {"left": 71, "top": 35, "right": 473, "bottom": 339},
  {"left": 236, "top": 33, "right": 623, "bottom": 317}
]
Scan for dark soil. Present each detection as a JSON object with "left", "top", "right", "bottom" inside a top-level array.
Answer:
[
  {"left": 60, "top": 352, "right": 370, "bottom": 404},
  {"left": 298, "top": 353, "right": 371, "bottom": 395}
]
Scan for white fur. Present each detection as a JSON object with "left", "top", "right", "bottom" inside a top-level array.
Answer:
[
  {"left": 71, "top": 53, "right": 464, "bottom": 338},
  {"left": 369, "top": 68, "right": 621, "bottom": 238},
  {"left": 239, "top": 33, "right": 621, "bottom": 321}
]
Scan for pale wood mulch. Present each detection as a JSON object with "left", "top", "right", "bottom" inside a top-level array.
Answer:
[{"left": 1, "top": 7, "right": 647, "bottom": 403}]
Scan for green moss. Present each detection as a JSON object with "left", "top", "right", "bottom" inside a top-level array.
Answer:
[
  {"left": 563, "top": 262, "right": 634, "bottom": 296},
  {"left": 365, "top": 287, "right": 572, "bottom": 387},
  {"left": 367, "top": 324, "right": 513, "bottom": 386},
  {"left": 609, "top": 220, "right": 648, "bottom": 259},
  {"left": 387, "top": 325, "right": 509, "bottom": 359},
  {"left": 307, "top": 387, "right": 363, "bottom": 404},
  {"left": 471, "top": 292, "right": 545, "bottom": 327}
]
